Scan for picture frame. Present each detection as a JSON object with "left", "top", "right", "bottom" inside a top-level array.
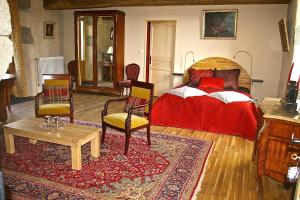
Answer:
[
  {"left": 202, "top": 10, "right": 238, "bottom": 39},
  {"left": 44, "top": 21, "right": 55, "bottom": 39},
  {"left": 278, "top": 18, "right": 290, "bottom": 52}
]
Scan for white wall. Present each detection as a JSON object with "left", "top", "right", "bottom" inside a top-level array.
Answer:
[
  {"left": 63, "top": 5, "right": 287, "bottom": 99},
  {"left": 20, "top": 1, "right": 63, "bottom": 96}
]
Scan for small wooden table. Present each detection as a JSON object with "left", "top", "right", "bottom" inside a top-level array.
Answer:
[
  {"left": 0, "top": 73, "right": 15, "bottom": 122},
  {"left": 3, "top": 118, "right": 100, "bottom": 170}
]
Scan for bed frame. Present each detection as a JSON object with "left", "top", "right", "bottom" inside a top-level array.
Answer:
[{"left": 183, "top": 57, "right": 251, "bottom": 91}]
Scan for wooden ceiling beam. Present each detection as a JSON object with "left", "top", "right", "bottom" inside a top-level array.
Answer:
[{"left": 44, "top": 0, "right": 290, "bottom": 10}]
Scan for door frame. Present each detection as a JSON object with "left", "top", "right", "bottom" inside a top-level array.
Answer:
[{"left": 145, "top": 20, "right": 176, "bottom": 84}]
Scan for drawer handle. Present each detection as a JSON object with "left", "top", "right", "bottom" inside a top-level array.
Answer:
[
  {"left": 291, "top": 153, "right": 300, "bottom": 161},
  {"left": 291, "top": 133, "right": 300, "bottom": 144}
]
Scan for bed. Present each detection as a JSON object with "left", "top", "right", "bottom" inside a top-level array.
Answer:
[{"left": 151, "top": 57, "right": 258, "bottom": 140}]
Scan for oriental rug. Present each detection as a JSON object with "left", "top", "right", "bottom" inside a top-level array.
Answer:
[{"left": 0, "top": 120, "right": 212, "bottom": 200}]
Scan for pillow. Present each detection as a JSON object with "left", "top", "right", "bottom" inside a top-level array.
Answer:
[
  {"left": 214, "top": 69, "right": 240, "bottom": 90},
  {"left": 43, "top": 85, "right": 69, "bottom": 104},
  {"left": 166, "top": 86, "right": 208, "bottom": 98},
  {"left": 123, "top": 96, "right": 147, "bottom": 117},
  {"left": 188, "top": 68, "right": 214, "bottom": 86},
  {"left": 198, "top": 77, "right": 224, "bottom": 90},
  {"left": 208, "top": 91, "right": 253, "bottom": 104}
]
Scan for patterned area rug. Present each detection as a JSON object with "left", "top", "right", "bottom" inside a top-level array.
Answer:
[{"left": 0, "top": 120, "right": 212, "bottom": 200}]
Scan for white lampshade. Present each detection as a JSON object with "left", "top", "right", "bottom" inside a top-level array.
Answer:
[{"left": 107, "top": 46, "right": 113, "bottom": 54}]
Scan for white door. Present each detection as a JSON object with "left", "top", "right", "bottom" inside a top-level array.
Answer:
[{"left": 149, "top": 21, "right": 176, "bottom": 96}]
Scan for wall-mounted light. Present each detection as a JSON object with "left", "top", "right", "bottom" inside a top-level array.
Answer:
[
  {"left": 233, "top": 50, "right": 253, "bottom": 79},
  {"left": 233, "top": 50, "right": 263, "bottom": 84},
  {"left": 184, "top": 51, "right": 195, "bottom": 70},
  {"left": 173, "top": 51, "right": 195, "bottom": 76}
]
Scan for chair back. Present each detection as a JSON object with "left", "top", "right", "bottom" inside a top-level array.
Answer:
[
  {"left": 126, "top": 63, "right": 140, "bottom": 81},
  {"left": 130, "top": 81, "right": 154, "bottom": 115},
  {"left": 42, "top": 74, "right": 72, "bottom": 103},
  {"left": 67, "top": 60, "right": 78, "bottom": 81}
]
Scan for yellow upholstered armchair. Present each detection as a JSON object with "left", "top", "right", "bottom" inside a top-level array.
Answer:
[
  {"left": 101, "top": 81, "right": 154, "bottom": 155},
  {"left": 35, "top": 74, "right": 74, "bottom": 123}
]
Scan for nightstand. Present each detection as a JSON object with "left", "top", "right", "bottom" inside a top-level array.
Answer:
[{"left": 256, "top": 97, "right": 300, "bottom": 186}]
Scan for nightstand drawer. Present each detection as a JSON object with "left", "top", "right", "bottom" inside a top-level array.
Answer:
[{"left": 269, "top": 119, "right": 294, "bottom": 139}]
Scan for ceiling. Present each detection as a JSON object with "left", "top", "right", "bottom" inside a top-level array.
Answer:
[{"left": 44, "top": 0, "right": 291, "bottom": 10}]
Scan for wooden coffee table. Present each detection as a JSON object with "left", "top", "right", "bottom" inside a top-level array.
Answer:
[{"left": 3, "top": 118, "right": 100, "bottom": 170}]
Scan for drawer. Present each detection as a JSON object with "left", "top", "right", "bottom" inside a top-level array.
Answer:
[
  {"left": 293, "top": 127, "right": 300, "bottom": 141},
  {"left": 269, "top": 120, "right": 294, "bottom": 139}
]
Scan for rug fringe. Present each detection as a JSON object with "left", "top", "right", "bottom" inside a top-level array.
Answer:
[{"left": 191, "top": 142, "right": 214, "bottom": 200}]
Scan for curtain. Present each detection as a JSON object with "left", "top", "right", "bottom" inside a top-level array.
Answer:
[{"left": 7, "top": 0, "right": 29, "bottom": 97}]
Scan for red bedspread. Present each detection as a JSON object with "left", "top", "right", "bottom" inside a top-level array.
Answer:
[{"left": 151, "top": 89, "right": 258, "bottom": 140}]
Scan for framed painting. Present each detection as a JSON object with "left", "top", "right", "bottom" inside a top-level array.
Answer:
[
  {"left": 44, "top": 21, "right": 55, "bottom": 39},
  {"left": 202, "top": 10, "right": 238, "bottom": 39},
  {"left": 278, "top": 18, "right": 290, "bottom": 52}
]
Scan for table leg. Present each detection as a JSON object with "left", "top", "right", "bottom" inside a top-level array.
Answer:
[
  {"left": 5, "top": 86, "right": 11, "bottom": 112},
  {"left": 71, "top": 144, "right": 82, "bottom": 170},
  {"left": 29, "top": 139, "right": 38, "bottom": 144},
  {"left": 4, "top": 129, "right": 15, "bottom": 154},
  {"left": 91, "top": 132, "right": 100, "bottom": 158}
]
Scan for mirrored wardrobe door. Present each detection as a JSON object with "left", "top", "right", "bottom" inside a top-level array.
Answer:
[
  {"left": 77, "top": 15, "right": 94, "bottom": 87},
  {"left": 97, "top": 16, "right": 115, "bottom": 88}
]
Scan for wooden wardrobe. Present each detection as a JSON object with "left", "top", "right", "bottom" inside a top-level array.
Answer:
[{"left": 74, "top": 10, "right": 125, "bottom": 94}]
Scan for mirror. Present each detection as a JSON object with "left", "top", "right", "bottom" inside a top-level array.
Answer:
[
  {"left": 76, "top": 15, "right": 115, "bottom": 88},
  {"left": 77, "top": 16, "right": 94, "bottom": 87},
  {"left": 97, "top": 16, "right": 114, "bottom": 88}
]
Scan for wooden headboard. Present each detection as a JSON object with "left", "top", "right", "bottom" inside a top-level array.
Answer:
[{"left": 183, "top": 57, "right": 251, "bottom": 91}]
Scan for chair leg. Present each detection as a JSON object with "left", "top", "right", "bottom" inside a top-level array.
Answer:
[
  {"left": 124, "top": 131, "right": 131, "bottom": 155},
  {"left": 147, "top": 126, "right": 151, "bottom": 145},
  {"left": 101, "top": 125, "right": 106, "bottom": 144}
]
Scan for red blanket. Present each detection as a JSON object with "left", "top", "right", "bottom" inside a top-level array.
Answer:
[{"left": 151, "top": 89, "right": 258, "bottom": 140}]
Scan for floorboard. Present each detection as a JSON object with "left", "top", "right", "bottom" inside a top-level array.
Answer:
[{"left": 1, "top": 93, "right": 293, "bottom": 199}]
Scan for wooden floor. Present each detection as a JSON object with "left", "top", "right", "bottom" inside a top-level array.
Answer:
[{"left": 1, "top": 93, "right": 293, "bottom": 200}]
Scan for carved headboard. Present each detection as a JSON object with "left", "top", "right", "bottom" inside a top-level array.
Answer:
[{"left": 183, "top": 57, "right": 251, "bottom": 91}]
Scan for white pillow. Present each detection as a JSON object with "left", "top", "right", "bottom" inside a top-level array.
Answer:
[
  {"left": 208, "top": 91, "right": 254, "bottom": 103},
  {"left": 166, "top": 86, "right": 208, "bottom": 98}
]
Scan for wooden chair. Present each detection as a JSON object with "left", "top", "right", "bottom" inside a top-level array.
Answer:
[
  {"left": 67, "top": 60, "right": 78, "bottom": 89},
  {"left": 35, "top": 74, "right": 74, "bottom": 123},
  {"left": 101, "top": 81, "right": 154, "bottom": 155},
  {"left": 118, "top": 63, "right": 140, "bottom": 95}
]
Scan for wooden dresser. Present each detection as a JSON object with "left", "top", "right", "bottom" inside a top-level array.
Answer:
[{"left": 257, "top": 97, "right": 300, "bottom": 184}]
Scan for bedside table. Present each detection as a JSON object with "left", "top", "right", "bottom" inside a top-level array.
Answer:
[{"left": 256, "top": 97, "right": 300, "bottom": 186}]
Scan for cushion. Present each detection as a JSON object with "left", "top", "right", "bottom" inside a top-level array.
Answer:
[
  {"left": 38, "top": 104, "right": 70, "bottom": 115},
  {"left": 103, "top": 113, "right": 149, "bottom": 129},
  {"left": 131, "top": 86, "right": 151, "bottom": 113},
  {"left": 44, "top": 85, "right": 69, "bottom": 104},
  {"left": 166, "top": 86, "right": 208, "bottom": 98},
  {"left": 214, "top": 69, "right": 240, "bottom": 90},
  {"left": 208, "top": 91, "right": 253, "bottom": 104},
  {"left": 123, "top": 96, "right": 147, "bottom": 117},
  {"left": 198, "top": 77, "right": 224, "bottom": 90},
  {"left": 188, "top": 68, "right": 214, "bottom": 86}
]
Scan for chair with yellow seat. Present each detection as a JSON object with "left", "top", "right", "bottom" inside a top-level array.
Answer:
[
  {"left": 35, "top": 74, "right": 74, "bottom": 123},
  {"left": 101, "top": 81, "right": 154, "bottom": 155}
]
